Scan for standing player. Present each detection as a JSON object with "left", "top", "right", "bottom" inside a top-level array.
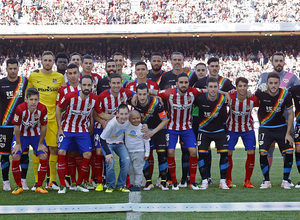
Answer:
[
  {"left": 256, "top": 72, "right": 294, "bottom": 189},
  {"left": 194, "top": 57, "right": 235, "bottom": 186},
  {"left": 147, "top": 52, "right": 166, "bottom": 85},
  {"left": 194, "top": 78, "right": 229, "bottom": 190},
  {"left": 55, "top": 52, "right": 69, "bottom": 76},
  {"left": 129, "top": 83, "right": 168, "bottom": 190},
  {"left": 11, "top": 88, "right": 48, "bottom": 194},
  {"left": 113, "top": 52, "right": 132, "bottom": 81},
  {"left": 97, "top": 59, "right": 117, "bottom": 94},
  {"left": 81, "top": 54, "right": 102, "bottom": 95},
  {"left": 159, "top": 52, "right": 198, "bottom": 187},
  {"left": 258, "top": 52, "right": 299, "bottom": 186},
  {"left": 226, "top": 77, "right": 259, "bottom": 188},
  {"left": 56, "top": 75, "right": 97, "bottom": 193},
  {"left": 127, "top": 61, "right": 159, "bottom": 91},
  {"left": 289, "top": 84, "right": 300, "bottom": 188},
  {"left": 0, "top": 58, "right": 29, "bottom": 191},
  {"left": 28, "top": 51, "right": 65, "bottom": 190},
  {"left": 70, "top": 52, "right": 82, "bottom": 68},
  {"left": 155, "top": 73, "right": 205, "bottom": 190}
]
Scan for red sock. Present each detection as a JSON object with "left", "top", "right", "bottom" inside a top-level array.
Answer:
[
  {"left": 95, "top": 155, "right": 103, "bottom": 184},
  {"left": 91, "top": 150, "right": 96, "bottom": 180},
  {"left": 83, "top": 165, "right": 90, "bottom": 182},
  {"left": 189, "top": 156, "right": 198, "bottom": 183},
  {"left": 268, "top": 156, "right": 273, "bottom": 167},
  {"left": 68, "top": 155, "right": 76, "bottom": 183},
  {"left": 245, "top": 154, "right": 255, "bottom": 182},
  {"left": 57, "top": 155, "right": 67, "bottom": 186},
  {"left": 149, "top": 150, "right": 154, "bottom": 179},
  {"left": 126, "top": 175, "right": 130, "bottom": 188},
  {"left": 65, "top": 154, "right": 69, "bottom": 176},
  {"left": 12, "top": 160, "right": 22, "bottom": 187},
  {"left": 226, "top": 155, "right": 233, "bottom": 181},
  {"left": 76, "top": 153, "right": 82, "bottom": 174},
  {"left": 76, "top": 157, "right": 90, "bottom": 185},
  {"left": 167, "top": 157, "right": 177, "bottom": 183},
  {"left": 37, "top": 159, "right": 48, "bottom": 187},
  {"left": 47, "top": 153, "right": 50, "bottom": 177}
]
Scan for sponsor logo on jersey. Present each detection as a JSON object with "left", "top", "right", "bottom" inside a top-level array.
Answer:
[
  {"left": 38, "top": 87, "right": 59, "bottom": 92},
  {"left": 14, "top": 114, "right": 19, "bottom": 122}
]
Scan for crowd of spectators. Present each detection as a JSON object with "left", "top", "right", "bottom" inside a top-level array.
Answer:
[{"left": 1, "top": 0, "right": 300, "bottom": 25}]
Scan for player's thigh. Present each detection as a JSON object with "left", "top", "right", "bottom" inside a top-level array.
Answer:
[
  {"left": 179, "top": 129, "right": 197, "bottom": 149},
  {"left": 227, "top": 130, "right": 240, "bottom": 151},
  {"left": 258, "top": 127, "right": 275, "bottom": 154},
  {"left": 166, "top": 129, "right": 178, "bottom": 150},
  {"left": 74, "top": 132, "right": 92, "bottom": 154},
  {"left": 152, "top": 129, "right": 167, "bottom": 152},
  {"left": 45, "top": 121, "right": 58, "bottom": 147},
  {"left": 274, "top": 126, "right": 294, "bottom": 155},
  {"left": 197, "top": 132, "right": 211, "bottom": 153},
  {"left": 214, "top": 131, "right": 228, "bottom": 153},
  {"left": 240, "top": 130, "right": 256, "bottom": 151},
  {"left": 0, "top": 128, "right": 14, "bottom": 155}
]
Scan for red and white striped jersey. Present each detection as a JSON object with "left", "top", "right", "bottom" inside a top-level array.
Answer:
[
  {"left": 80, "top": 73, "right": 102, "bottom": 95},
  {"left": 12, "top": 102, "right": 48, "bottom": 136},
  {"left": 58, "top": 91, "right": 97, "bottom": 132},
  {"left": 158, "top": 87, "right": 204, "bottom": 130},
  {"left": 126, "top": 80, "right": 159, "bottom": 92},
  {"left": 94, "top": 88, "right": 134, "bottom": 129},
  {"left": 226, "top": 91, "right": 259, "bottom": 132},
  {"left": 56, "top": 83, "right": 81, "bottom": 105}
]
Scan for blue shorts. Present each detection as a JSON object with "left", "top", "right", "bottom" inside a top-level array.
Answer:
[
  {"left": 94, "top": 128, "right": 109, "bottom": 151},
  {"left": 166, "top": 129, "right": 197, "bottom": 149},
  {"left": 227, "top": 130, "right": 256, "bottom": 151},
  {"left": 59, "top": 132, "right": 92, "bottom": 154},
  {"left": 11, "top": 135, "right": 47, "bottom": 156}
]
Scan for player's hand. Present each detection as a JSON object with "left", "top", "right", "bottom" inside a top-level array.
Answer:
[
  {"left": 57, "top": 129, "right": 65, "bottom": 144},
  {"left": 158, "top": 97, "right": 164, "bottom": 106},
  {"left": 228, "top": 89, "right": 236, "bottom": 94},
  {"left": 131, "top": 94, "right": 138, "bottom": 106},
  {"left": 105, "top": 154, "right": 114, "bottom": 164},
  {"left": 144, "top": 156, "right": 149, "bottom": 161},
  {"left": 259, "top": 83, "right": 267, "bottom": 92},
  {"left": 11, "top": 143, "right": 22, "bottom": 155},
  {"left": 144, "top": 130, "right": 155, "bottom": 139},
  {"left": 183, "top": 67, "right": 190, "bottom": 73},
  {"left": 225, "top": 93, "right": 231, "bottom": 104},
  {"left": 88, "top": 125, "right": 94, "bottom": 136},
  {"left": 38, "top": 144, "right": 48, "bottom": 154},
  {"left": 285, "top": 134, "right": 294, "bottom": 146}
]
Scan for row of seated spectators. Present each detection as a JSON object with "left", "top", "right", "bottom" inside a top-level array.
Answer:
[{"left": 1, "top": 0, "right": 300, "bottom": 25}]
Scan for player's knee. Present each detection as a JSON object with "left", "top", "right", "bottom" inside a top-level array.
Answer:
[
  {"left": 68, "top": 151, "right": 76, "bottom": 157},
  {"left": 39, "top": 153, "right": 48, "bottom": 160},
  {"left": 82, "top": 151, "right": 92, "bottom": 159},
  {"left": 260, "top": 152, "right": 268, "bottom": 156},
  {"left": 286, "top": 151, "right": 293, "bottom": 155},
  {"left": 228, "top": 150, "right": 233, "bottom": 156},
  {"left": 247, "top": 150, "right": 255, "bottom": 155},
  {"left": 12, "top": 154, "right": 21, "bottom": 161},
  {"left": 167, "top": 149, "right": 175, "bottom": 157},
  {"left": 58, "top": 149, "right": 67, "bottom": 155},
  {"left": 49, "top": 146, "right": 58, "bottom": 155},
  {"left": 96, "top": 148, "right": 102, "bottom": 155},
  {"left": 189, "top": 148, "right": 197, "bottom": 157}
]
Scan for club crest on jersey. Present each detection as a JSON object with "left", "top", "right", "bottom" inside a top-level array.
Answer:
[
  {"left": 53, "top": 79, "right": 57, "bottom": 84},
  {"left": 18, "top": 83, "right": 23, "bottom": 87},
  {"left": 283, "top": 79, "right": 289, "bottom": 83},
  {"left": 217, "top": 105, "right": 221, "bottom": 109},
  {"left": 14, "top": 114, "right": 19, "bottom": 122},
  {"left": 246, "top": 105, "right": 251, "bottom": 110},
  {"left": 120, "top": 97, "right": 124, "bottom": 102},
  {"left": 93, "top": 80, "right": 96, "bottom": 84},
  {"left": 278, "top": 99, "right": 284, "bottom": 104},
  {"left": 87, "top": 103, "right": 92, "bottom": 111},
  {"left": 34, "top": 114, "right": 39, "bottom": 120}
]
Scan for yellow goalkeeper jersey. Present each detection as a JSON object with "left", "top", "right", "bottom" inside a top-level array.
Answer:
[{"left": 28, "top": 70, "right": 65, "bottom": 122}]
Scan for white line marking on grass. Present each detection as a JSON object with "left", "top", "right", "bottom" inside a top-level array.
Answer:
[
  {"left": 2, "top": 202, "right": 300, "bottom": 214},
  {"left": 126, "top": 192, "right": 142, "bottom": 220}
]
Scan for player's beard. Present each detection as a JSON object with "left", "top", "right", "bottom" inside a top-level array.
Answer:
[
  {"left": 179, "top": 87, "right": 187, "bottom": 94},
  {"left": 274, "top": 65, "right": 283, "bottom": 73},
  {"left": 151, "top": 65, "right": 161, "bottom": 72},
  {"left": 82, "top": 89, "right": 90, "bottom": 96}
]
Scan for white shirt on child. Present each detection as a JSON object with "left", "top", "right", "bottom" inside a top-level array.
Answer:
[
  {"left": 125, "top": 123, "right": 150, "bottom": 157},
  {"left": 100, "top": 116, "right": 129, "bottom": 144}
]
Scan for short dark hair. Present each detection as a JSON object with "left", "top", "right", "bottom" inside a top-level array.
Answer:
[
  {"left": 70, "top": 52, "right": 81, "bottom": 59},
  {"left": 109, "top": 73, "right": 122, "bottom": 81},
  {"left": 136, "top": 83, "right": 149, "bottom": 93},
  {"left": 207, "top": 57, "right": 219, "bottom": 65},
  {"left": 171, "top": 52, "right": 184, "bottom": 60},
  {"left": 80, "top": 75, "right": 93, "bottom": 84},
  {"left": 150, "top": 52, "right": 162, "bottom": 60},
  {"left": 55, "top": 52, "right": 69, "bottom": 63},
  {"left": 82, "top": 54, "right": 93, "bottom": 62},
  {"left": 105, "top": 59, "right": 116, "bottom": 68},
  {"left": 135, "top": 61, "right": 147, "bottom": 69},
  {"left": 6, "top": 58, "right": 19, "bottom": 67},
  {"left": 206, "top": 77, "right": 218, "bottom": 86},
  {"left": 271, "top": 52, "right": 284, "bottom": 62},
  {"left": 195, "top": 62, "right": 206, "bottom": 69},
  {"left": 118, "top": 103, "right": 129, "bottom": 113},
  {"left": 42, "top": 51, "right": 55, "bottom": 58},
  {"left": 267, "top": 72, "right": 280, "bottom": 81},
  {"left": 66, "top": 63, "right": 79, "bottom": 71},
  {"left": 236, "top": 77, "right": 248, "bottom": 86},
  {"left": 26, "top": 87, "right": 39, "bottom": 98},
  {"left": 113, "top": 52, "right": 123, "bottom": 58},
  {"left": 177, "top": 72, "right": 188, "bottom": 82}
]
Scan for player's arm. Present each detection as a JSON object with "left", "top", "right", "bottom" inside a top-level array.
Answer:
[
  {"left": 11, "top": 125, "right": 22, "bottom": 155},
  {"left": 145, "top": 117, "right": 167, "bottom": 139},
  {"left": 89, "top": 109, "right": 95, "bottom": 136},
  {"left": 38, "top": 124, "right": 48, "bottom": 154},
  {"left": 218, "top": 90, "right": 231, "bottom": 103},
  {"left": 286, "top": 106, "right": 294, "bottom": 145}
]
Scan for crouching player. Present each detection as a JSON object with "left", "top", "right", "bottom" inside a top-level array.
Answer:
[
  {"left": 56, "top": 75, "right": 97, "bottom": 193},
  {"left": 11, "top": 88, "right": 48, "bottom": 194}
]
